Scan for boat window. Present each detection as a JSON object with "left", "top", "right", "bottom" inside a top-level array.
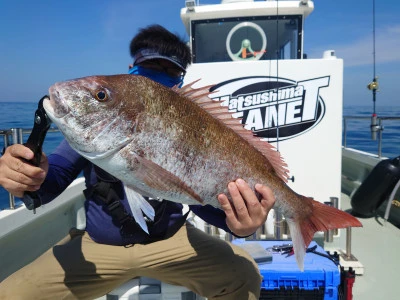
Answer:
[{"left": 191, "top": 15, "right": 302, "bottom": 63}]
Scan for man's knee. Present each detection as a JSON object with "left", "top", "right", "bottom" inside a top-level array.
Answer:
[
  {"left": 204, "top": 247, "right": 262, "bottom": 300},
  {"left": 0, "top": 273, "right": 41, "bottom": 300},
  {"left": 235, "top": 253, "right": 262, "bottom": 291},
  {"left": 230, "top": 245, "right": 262, "bottom": 298}
]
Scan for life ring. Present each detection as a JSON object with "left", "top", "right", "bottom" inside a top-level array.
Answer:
[{"left": 226, "top": 22, "right": 267, "bottom": 61}]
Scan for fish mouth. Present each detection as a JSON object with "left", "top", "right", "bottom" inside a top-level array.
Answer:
[{"left": 44, "top": 83, "right": 71, "bottom": 119}]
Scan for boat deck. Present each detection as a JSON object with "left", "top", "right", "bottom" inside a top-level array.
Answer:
[
  {"left": 325, "top": 193, "right": 400, "bottom": 299},
  {"left": 99, "top": 193, "right": 400, "bottom": 299}
]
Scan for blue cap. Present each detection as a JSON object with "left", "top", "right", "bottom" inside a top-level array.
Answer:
[{"left": 133, "top": 48, "right": 186, "bottom": 72}]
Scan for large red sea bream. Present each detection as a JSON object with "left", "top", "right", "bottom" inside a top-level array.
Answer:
[{"left": 43, "top": 74, "right": 362, "bottom": 270}]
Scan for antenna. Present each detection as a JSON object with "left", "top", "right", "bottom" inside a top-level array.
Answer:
[{"left": 368, "top": 0, "right": 380, "bottom": 140}]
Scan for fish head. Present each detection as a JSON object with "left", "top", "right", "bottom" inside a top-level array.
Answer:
[{"left": 43, "top": 74, "right": 146, "bottom": 160}]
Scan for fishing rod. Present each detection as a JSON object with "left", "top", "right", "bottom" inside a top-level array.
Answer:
[
  {"left": 273, "top": 0, "right": 285, "bottom": 240},
  {"left": 275, "top": 0, "right": 280, "bottom": 153},
  {"left": 368, "top": 0, "right": 380, "bottom": 140}
]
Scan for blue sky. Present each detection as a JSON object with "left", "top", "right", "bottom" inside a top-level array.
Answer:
[{"left": 0, "top": 0, "right": 399, "bottom": 108}]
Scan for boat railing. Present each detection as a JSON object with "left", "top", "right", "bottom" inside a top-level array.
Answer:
[
  {"left": 343, "top": 115, "right": 400, "bottom": 158},
  {"left": 0, "top": 127, "right": 60, "bottom": 209}
]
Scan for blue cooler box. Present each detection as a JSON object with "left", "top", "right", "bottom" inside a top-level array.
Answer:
[{"left": 233, "top": 240, "right": 340, "bottom": 300}]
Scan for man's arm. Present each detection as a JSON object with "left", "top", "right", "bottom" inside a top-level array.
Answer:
[
  {"left": 0, "top": 140, "right": 87, "bottom": 204},
  {"left": 37, "top": 140, "right": 88, "bottom": 204},
  {"left": 0, "top": 144, "right": 48, "bottom": 198},
  {"left": 190, "top": 179, "right": 275, "bottom": 237},
  {"left": 218, "top": 179, "right": 275, "bottom": 237}
]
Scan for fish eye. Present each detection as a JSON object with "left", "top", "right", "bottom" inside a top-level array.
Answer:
[{"left": 95, "top": 90, "right": 108, "bottom": 102}]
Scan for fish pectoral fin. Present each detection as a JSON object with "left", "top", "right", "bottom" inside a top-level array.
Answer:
[
  {"left": 285, "top": 219, "right": 306, "bottom": 271},
  {"left": 134, "top": 155, "right": 203, "bottom": 204},
  {"left": 124, "top": 186, "right": 155, "bottom": 234}
]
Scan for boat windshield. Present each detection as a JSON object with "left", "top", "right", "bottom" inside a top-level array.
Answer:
[{"left": 191, "top": 15, "right": 302, "bottom": 63}]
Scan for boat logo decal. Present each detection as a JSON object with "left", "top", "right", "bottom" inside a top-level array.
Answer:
[{"left": 211, "top": 76, "right": 330, "bottom": 141}]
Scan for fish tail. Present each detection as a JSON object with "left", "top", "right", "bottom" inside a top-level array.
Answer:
[{"left": 287, "top": 197, "right": 362, "bottom": 271}]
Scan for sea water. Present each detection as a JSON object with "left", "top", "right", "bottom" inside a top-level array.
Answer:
[
  {"left": 0, "top": 102, "right": 399, "bottom": 210},
  {"left": 343, "top": 105, "right": 400, "bottom": 158}
]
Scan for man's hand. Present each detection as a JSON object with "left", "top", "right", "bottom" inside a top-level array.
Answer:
[
  {"left": 217, "top": 178, "right": 275, "bottom": 237},
  {"left": 0, "top": 144, "right": 48, "bottom": 198}
]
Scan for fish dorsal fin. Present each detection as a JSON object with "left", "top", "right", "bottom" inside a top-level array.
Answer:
[{"left": 175, "top": 81, "right": 289, "bottom": 183}]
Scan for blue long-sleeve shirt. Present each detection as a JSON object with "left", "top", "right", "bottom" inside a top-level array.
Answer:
[{"left": 38, "top": 139, "right": 234, "bottom": 245}]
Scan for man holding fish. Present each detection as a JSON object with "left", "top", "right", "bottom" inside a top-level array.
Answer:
[{"left": 0, "top": 25, "right": 275, "bottom": 300}]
